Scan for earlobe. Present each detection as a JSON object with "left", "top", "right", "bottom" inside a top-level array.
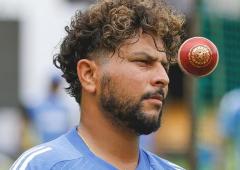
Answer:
[{"left": 77, "top": 59, "right": 97, "bottom": 94}]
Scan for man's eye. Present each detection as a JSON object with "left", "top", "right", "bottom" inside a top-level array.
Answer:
[{"left": 134, "top": 60, "right": 152, "bottom": 65}]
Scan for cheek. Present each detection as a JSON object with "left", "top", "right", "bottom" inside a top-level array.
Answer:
[{"left": 111, "top": 67, "right": 148, "bottom": 97}]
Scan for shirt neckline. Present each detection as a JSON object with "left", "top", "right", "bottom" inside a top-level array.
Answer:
[{"left": 65, "top": 127, "right": 150, "bottom": 170}]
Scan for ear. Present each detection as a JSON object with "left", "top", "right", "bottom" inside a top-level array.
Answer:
[{"left": 77, "top": 59, "right": 98, "bottom": 94}]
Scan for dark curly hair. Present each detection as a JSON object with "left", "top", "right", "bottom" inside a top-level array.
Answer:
[{"left": 53, "top": 0, "right": 185, "bottom": 104}]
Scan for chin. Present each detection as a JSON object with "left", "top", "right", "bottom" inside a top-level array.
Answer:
[
  {"left": 132, "top": 111, "right": 162, "bottom": 135},
  {"left": 150, "top": 109, "right": 161, "bottom": 115},
  {"left": 143, "top": 108, "right": 162, "bottom": 118}
]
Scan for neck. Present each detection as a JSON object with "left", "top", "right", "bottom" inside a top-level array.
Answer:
[{"left": 78, "top": 100, "right": 139, "bottom": 170}]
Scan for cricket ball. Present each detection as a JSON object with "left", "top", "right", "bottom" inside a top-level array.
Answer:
[{"left": 178, "top": 37, "right": 219, "bottom": 77}]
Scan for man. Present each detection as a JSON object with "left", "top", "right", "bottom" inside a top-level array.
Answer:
[{"left": 11, "top": 0, "right": 185, "bottom": 169}]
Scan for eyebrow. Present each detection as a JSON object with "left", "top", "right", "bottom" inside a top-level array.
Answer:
[{"left": 130, "top": 51, "right": 168, "bottom": 63}]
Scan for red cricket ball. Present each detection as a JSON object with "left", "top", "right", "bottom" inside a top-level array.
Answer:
[{"left": 177, "top": 37, "right": 219, "bottom": 77}]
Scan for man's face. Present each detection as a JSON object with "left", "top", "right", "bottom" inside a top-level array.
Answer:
[{"left": 97, "top": 32, "right": 170, "bottom": 135}]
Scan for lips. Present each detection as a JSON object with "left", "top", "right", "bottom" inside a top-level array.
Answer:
[
  {"left": 149, "top": 94, "right": 164, "bottom": 101},
  {"left": 144, "top": 94, "right": 164, "bottom": 107},
  {"left": 141, "top": 89, "right": 165, "bottom": 104}
]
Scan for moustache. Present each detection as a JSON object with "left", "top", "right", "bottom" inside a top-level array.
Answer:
[{"left": 141, "top": 89, "right": 165, "bottom": 101}]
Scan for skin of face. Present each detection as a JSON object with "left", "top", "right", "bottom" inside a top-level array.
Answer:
[{"left": 96, "top": 31, "right": 170, "bottom": 135}]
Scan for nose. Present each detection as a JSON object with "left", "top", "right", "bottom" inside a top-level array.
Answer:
[{"left": 150, "top": 64, "right": 170, "bottom": 87}]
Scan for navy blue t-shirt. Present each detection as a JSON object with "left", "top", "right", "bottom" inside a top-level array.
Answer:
[{"left": 11, "top": 128, "right": 185, "bottom": 170}]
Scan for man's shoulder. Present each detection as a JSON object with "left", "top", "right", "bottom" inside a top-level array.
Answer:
[
  {"left": 142, "top": 149, "right": 186, "bottom": 170},
  {"left": 10, "top": 135, "right": 83, "bottom": 170}
]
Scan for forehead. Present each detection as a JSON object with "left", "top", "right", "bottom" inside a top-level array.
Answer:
[{"left": 118, "top": 33, "right": 166, "bottom": 58}]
